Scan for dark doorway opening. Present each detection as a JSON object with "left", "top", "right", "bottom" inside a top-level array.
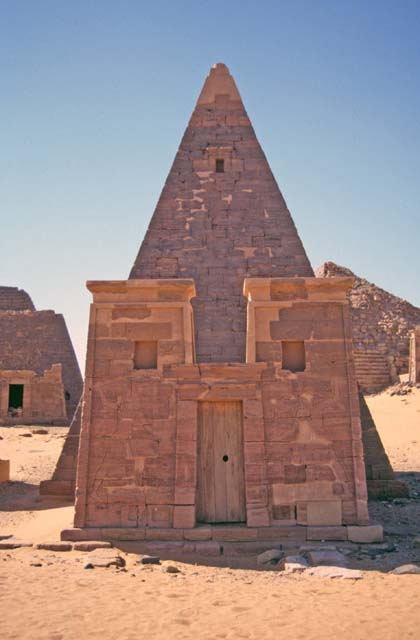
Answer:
[{"left": 9, "top": 384, "right": 24, "bottom": 409}]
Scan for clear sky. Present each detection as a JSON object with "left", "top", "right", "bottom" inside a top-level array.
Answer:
[{"left": 1, "top": 1, "right": 419, "bottom": 369}]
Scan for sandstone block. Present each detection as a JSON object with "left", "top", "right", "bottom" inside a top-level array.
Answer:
[
  {"left": 257, "top": 548, "right": 284, "bottom": 564},
  {"left": 0, "top": 540, "right": 33, "bottom": 549},
  {"left": 61, "top": 528, "right": 103, "bottom": 542},
  {"left": 183, "top": 527, "right": 212, "bottom": 541},
  {"left": 306, "top": 501, "right": 342, "bottom": 526},
  {"left": 347, "top": 525, "right": 383, "bottom": 543},
  {"left": 35, "top": 542, "right": 72, "bottom": 552},
  {"left": 215, "top": 527, "right": 258, "bottom": 542},
  {"left": 307, "top": 526, "right": 348, "bottom": 541},
  {"left": 173, "top": 506, "right": 195, "bottom": 529},
  {"left": 74, "top": 541, "right": 112, "bottom": 551},
  {"left": 194, "top": 541, "right": 221, "bottom": 556}
]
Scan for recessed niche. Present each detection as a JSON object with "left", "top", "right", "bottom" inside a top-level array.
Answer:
[
  {"left": 215, "top": 158, "right": 225, "bottom": 173},
  {"left": 134, "top": 340, "right": 158, "bottom": 369},
  {"left": 282, "top": 341, "right": 306, "bottom": 372}
]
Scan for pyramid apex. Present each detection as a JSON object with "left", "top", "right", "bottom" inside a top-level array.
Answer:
[
  {"left": 211, "top": 62, "right": 230, "bottom": 71},
  {"left": 197, "top": 62, "right": 242, "bottom": 105}
]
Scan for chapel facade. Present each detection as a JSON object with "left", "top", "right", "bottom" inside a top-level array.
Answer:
[{"left": 70, "top": 64, "right": 372, "bottom": 541}]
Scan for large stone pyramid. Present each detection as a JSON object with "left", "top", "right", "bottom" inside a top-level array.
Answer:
[
  {"left": 63, "top": 63, "right": 382, "bottom": 542},
  {"left": 130, "top": 63, "right": 313, "bottom": 363}
]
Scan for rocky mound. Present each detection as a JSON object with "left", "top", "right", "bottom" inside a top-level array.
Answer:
[{"left": 316, "top": 262, "right": 420, "bottom": 393}]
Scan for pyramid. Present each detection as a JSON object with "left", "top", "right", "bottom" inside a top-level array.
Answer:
[
  {"left": 64, "top": 64, "right": 376, "bottom": 543},
  {"left": 130, "top": 63, "right": 313, "bottom": 363},
  {"left": 0, "top": 287, "right": 82, "bottom": 425},
  {"left": 317, "top": 262, "right": 420, "bottom": 392}
]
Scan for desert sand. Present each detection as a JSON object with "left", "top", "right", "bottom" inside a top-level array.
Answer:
[{"left": 1, "top": 387, "right": 419, "bottom": 640}]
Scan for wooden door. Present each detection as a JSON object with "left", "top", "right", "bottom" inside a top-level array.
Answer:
[{"left": 197, "top": 401, "right": 246, "bottom": 523}]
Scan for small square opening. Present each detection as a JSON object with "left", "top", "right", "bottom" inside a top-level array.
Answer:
[
  {"left": 215, "top": 158, "right": 225, "bottom": 173},
  {"left": 8, "top": 384, "right": 24, "bottom": 409},
  {"left": 282, "top": 341, "right": 306, "bottom": 372},
  {"left": 134, "top": 341, "right": 158, "bottom": 369}
]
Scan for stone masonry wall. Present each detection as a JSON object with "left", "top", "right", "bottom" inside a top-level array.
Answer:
[
  {"left": 130, "top": 63, "right": 313, "bottom": 364},
  {"left": 0, "top": 309, "right": 83, "bottom": 420},
  {"left": 0, "top": 286, "right": 35, "bottom": 311},
  {"left": 74, "top": 277, "right": 368, "bottom": 530}
]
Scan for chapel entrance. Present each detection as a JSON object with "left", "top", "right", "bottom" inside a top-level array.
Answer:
[
  {"left": 197, "top": 401, "right": 246, "bottom": 523},
  {"left": 8, "top": 384, "right": 24, "bottom": 410}
]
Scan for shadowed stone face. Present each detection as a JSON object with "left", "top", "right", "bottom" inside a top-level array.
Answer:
[{"left": 130, "top": 63, "right": 313, "bottom": 363}]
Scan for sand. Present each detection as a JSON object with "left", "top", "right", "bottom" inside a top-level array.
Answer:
[
  {"left": 366, "top": 385, "right": 420, "bottom": 472},
  {"left": 1, "top": 389, "right": 419, "bottom": 640}
]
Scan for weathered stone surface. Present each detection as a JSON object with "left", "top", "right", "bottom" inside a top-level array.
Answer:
[
  {"left": 256, "top": 548, "right": 284, "bottom": 564},
  {"left": 0, "top": 540, "right": 33, "bottom": 549},
  {"left": 306, "top": 550, "right": 347, "bottom": 566},
  {"left": 0, "top": 287, "right": 35, "bottom": 311},
  {"left": 391, "top": 564, "right": 420, "bottom": 575},
  {"left": 138, "top": 555, "right": 161, "bottom": 565},
  {"left": 61, "top": 528, "right": 103, "bottom": 542},
  {"left": 130, "top": 63, "right": 313, "bottom": 365},
  {"left": 307, "top": 526, "right": 348, "bottom": 541},
  {"left": 347, "top": 525, "right": 383, "bottom": 543},
  {"left": 317, "top": 262, "right": 420, "bottom": 392},
  {"left": 73, "top": 541, "right": 112, "bottom": 551},
  {"left": 35, "top": 542, "right": 73, "bottom": 552}
]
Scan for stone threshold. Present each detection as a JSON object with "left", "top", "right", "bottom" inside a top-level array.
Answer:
[{"left": 61, "top": 524, "right": 383, "bottom": 546}]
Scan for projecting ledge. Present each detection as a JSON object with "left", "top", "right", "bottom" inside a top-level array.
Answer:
[
  {"left": 86, "top": 279, "right": 196, "bottom": 303},
  {"left": 243, "top": 277, "right": 354, "bottom": 302}
]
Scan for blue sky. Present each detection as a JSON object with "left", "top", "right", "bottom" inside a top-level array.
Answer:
[{"left": 1, "top": 1, "right": 419, "bottom": 368}]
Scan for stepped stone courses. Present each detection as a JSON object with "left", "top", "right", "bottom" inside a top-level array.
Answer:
[
  {"left": 0, "top": 287, "right": 82, "bottom": 425},
  {"left": 0, "top": 286, "right": 35, "bottom": 311},
  {"left": 317, "top": 262, "right": 420, "bottom": 393},
  {"left": 69, "top": 63, "right": 386, "bottom": 540}
]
